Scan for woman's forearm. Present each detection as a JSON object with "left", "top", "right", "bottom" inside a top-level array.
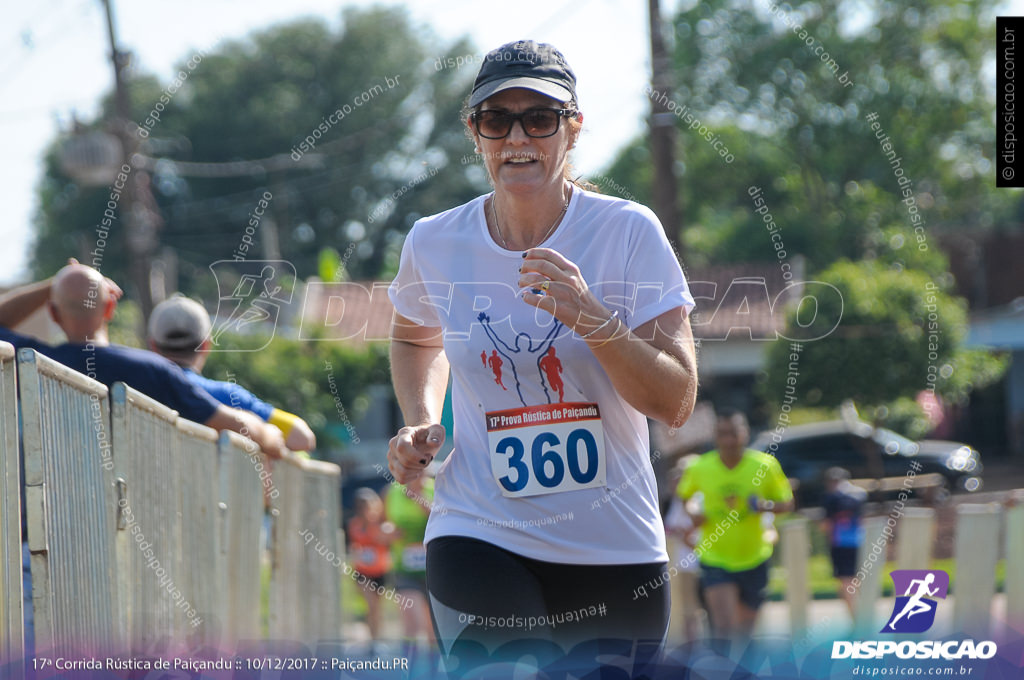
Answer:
[
  {"left": 390, "top": 339, "right": 450, "bottom": 426},
  {"left": 587, "top": 311, "right": 697, "bottom": 428}
]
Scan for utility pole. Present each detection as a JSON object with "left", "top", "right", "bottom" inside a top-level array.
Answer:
[
  {"left": 101, "top": 0, "right": 162, "bottom": 322},
  {"left": 648, "top": 0, "right": 682, "bottom": 257}
]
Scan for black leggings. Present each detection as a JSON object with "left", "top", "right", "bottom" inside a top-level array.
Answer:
[{"left": 426, "top": 536, "right": 670, "bottom": 676}]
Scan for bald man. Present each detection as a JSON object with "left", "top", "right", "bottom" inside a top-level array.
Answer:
[
  {"left": 0, "top": 263, "right": 286, "bottom": 458},
  {"left": 49, "top": 264, "right": 119, "bottom": 343}
]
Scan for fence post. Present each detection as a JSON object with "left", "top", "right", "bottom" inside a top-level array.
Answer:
[
  {"left": 175, "top": 417, "right": 222, "bottom": 648},
  {"left": 853, "top": 516, "right": 888, "bottom": 634},
  {"left": 17, "top": 349, "right": 121, "bottom": 656},
  {"left": 953, "top": 503, "right": 1000, "bottom": 637},
  {"left": 268, "top": 455, "right": 306, "bottom": 640},
  {"left": 111, "top": 382, "right": 185, "bottom": 654},
  {"left": 268, "top": 454, "right": 342, "bottom": 643},
  {"left": 218, "top": 431, "right": 264, "bottom": 645},
  {"left": 896, "top": 507, "right": 934, "bottom": 571},
  {"left": 781, "top": 517, "right": 809, "bottom": 637},
  {"left": 1003, "top": 502, "right": 1024, "bottom": 634},
  {"left": 300, "top": 459, "right": 342, "bottom": 641},
  {"left": 0, "top": 343, "right": 23, "bottom": 672}
]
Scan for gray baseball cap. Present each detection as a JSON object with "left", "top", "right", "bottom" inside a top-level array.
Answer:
[{"left": 148, "top": 294, "right": 211, "bottom": 352}]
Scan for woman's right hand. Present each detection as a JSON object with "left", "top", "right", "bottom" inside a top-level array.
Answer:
[{"left": 388, "top": 423, "right": 446, "bottom": 483}]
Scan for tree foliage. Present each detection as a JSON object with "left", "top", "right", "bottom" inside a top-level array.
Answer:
[
  {"left": 202, "top": 334, "right": 390, "bottom": 454},
  {"left": 598, "top": 0, "right": 1012, "bottom": 434},
  {"left": 760, "top": 260, "right": 1007, "bottom": 419},
  {"left": 32, "top": 7, "right": 488, "bottom": 298},
  {"left": 603, "top": 0, "right": 1015, "bottom": 271}
]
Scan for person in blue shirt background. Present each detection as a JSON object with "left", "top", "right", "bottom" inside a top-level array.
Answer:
[
  {"left": 821, "top": 466, "right": 867, "bottom": 617},
  {"left": 147, "top": 294, "right": 316, "bottom": 453}
]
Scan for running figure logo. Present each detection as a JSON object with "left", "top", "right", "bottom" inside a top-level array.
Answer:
[
  {"left": 881, "top": 569, "right": 949, "bottom": 634},
  {"left": 477, "top": 312, "right": 562, "bottom": 407},
  {"left": 539, "top": 347, "right": 564, "bottom": 402},
  {"left": 481, "top": 350, "right": 508, "bottom": 391},
  {"left": 208, "top": 260, "right": 295, "bottom": 351}
]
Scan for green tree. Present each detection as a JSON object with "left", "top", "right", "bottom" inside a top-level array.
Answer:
[
  {"left": 602, "top": 0, "right": 1016, "bottom": 271},
  {"left": 760, "top": 260, "right": 1007, "bottom": 435},
  {"left": 32, "top": 7, "right": 487, "bottom": 303},
  {"left": 202, "top": 334, "right": 390, "bottom": 456}
]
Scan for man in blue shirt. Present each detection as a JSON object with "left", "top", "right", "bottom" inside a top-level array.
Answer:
[
  {"left": 0, "top": 263, "right": 286, "bottom": 457},
  {"left": 147, "top": 294, "right": 316, "bottom": 453}
]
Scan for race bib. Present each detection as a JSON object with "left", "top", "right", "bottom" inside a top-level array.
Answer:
[
  {"left": 401, "top": 544, "right": 427, "bottom": 571},
  {"left": 355, "top": 547, "right": 378, "bottom": 567},
  {"left": 485, "top": 402, "right": 606, "bottom": 498}
]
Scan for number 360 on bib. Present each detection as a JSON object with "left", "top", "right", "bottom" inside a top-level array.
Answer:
[{"left": 485, "top": 403, "right": 607, "bottom": 498}]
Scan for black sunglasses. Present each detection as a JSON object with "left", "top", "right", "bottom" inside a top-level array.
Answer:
[{"left": 471, "top": 107, "right": 576, "bottom": 139}]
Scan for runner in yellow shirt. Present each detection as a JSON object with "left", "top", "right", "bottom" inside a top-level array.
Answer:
[{"left": 677, "top": 410, "right": 794, "bottom": 639}]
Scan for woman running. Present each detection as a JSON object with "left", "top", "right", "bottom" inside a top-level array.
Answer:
[{"left": 387, "top": 39, "right": 697, "bottom": 672}]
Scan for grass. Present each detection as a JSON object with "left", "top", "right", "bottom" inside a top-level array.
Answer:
[
  {"left": 767, "top": 554, "right": 1007, "bottom": 600},
  {"left": 258, "top": 533, "right": 1009, "bottom": 616}
]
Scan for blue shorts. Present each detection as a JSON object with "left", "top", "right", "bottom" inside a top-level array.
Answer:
[{"left": 700, "top": 559, "right": 770, "bottom": 610}]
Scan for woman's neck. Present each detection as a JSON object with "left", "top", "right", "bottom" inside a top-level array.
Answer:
[{"left": 491, "top": 181, "right": 571, "bottom": 251}]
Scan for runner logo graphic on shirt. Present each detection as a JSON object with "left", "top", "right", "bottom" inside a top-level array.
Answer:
[
  {"left": 539, "top": 347, "right": 564, "bottom": 402},
  {"left": 477, "top": 312, "right": 564, "bottom": 406},
  {"left": 481, "top": 350, "right": 508, "bottom": 391}
]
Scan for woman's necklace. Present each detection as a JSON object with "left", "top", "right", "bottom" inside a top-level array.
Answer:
[{"left": 491, "top": 185, "right": 571, "bottom": 251}]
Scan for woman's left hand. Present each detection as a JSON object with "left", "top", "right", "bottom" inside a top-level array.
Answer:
[{"left": 518, "top": 248, "right": 615, "bottom": 336}]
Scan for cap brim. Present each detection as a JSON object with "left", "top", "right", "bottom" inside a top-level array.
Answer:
[
  {"left": 469, "top": 77, "right": 573, "bottom": 107},
  {"left": 153, "top": 337, "right": 205, "bottom": 353}
]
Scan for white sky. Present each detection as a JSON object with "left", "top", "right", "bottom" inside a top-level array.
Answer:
[{"left": 1, "top": 0, "right": 1020, "bottom": 286}]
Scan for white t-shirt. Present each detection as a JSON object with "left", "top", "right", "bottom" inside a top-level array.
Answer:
[
  {"left": 664, "top": 498, "right": 700, "bottom": 573},
  {"left": 388, "top": 187, "right": 695, "bottom": 565}
]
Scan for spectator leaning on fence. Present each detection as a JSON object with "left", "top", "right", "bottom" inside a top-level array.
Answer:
[
  {"left": 0, "top": 262, "right": 286, "bottom": 458},
  {"left": 147, "top": 294, "right": 316, "bottom": 453},
  {"left": 677, "top": 410, "right": 794, "bottom": 640}
]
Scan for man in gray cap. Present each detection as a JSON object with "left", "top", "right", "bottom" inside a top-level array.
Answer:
[{"left": 148, "top": 294, "right": 316, "bottom": 453}]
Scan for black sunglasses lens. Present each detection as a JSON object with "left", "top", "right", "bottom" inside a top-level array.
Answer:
[
  {"left": 523, "top": 110, "right": 559, "bottom": 136},
  {"left": 477, "top": 111, "right": 512, "bottom": 138},
  {"left": 476, "top": 109, "right": 562, "bottom": 138}
]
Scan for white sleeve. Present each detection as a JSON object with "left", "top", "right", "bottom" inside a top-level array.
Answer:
[
  {"left": 623, "top": 208, "right": 695, "bottom": 329},
  {"left": 387, "top": 224, "right": 442, "bottom": 327},
  {"left": 664, "top": 497, "right": 693, "bottom": 532}
]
